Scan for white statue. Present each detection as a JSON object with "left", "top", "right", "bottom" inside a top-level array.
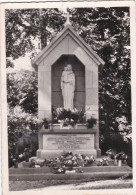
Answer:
[{"left": 61, "top": 64, "right": 75, "bottom": 110}]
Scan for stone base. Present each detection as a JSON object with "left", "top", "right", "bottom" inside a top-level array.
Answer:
[
  {"left": 38, "top": 128, "right": 100, "bottom": 159},
  {"left": 37, "top": 149, "right": 97, "bottom": 159}
]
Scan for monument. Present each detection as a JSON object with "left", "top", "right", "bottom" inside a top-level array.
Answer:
[{"left": 32, "top": 13, "right": 105, "bottom": 159}]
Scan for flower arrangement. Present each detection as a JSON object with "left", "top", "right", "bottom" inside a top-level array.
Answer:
[
  {"left": 42, "top": 118, "right": 50, "bottom": 129},
  {"left": 30, "top": 152, "right": 95, "bottom": 174},
  {"left": 46, "top": 152, "right": 95, "bottom": 173},
  {"left": 39, "top": 118, "right": 51, "bottom": 129},
  {"left": 116, "top": 152, "right": 128, "bottom": 161},
  {"left": 106, "top": 149, "right": 117, "bottom": 159},
  {"left": 52, "top": 107, "right": 85, "bottom": 127},
  {"left": 106, "top": 149, "right": 128, "bottom": 166},
  {"left": 96, "top": 158, "right": 109, "bottom": 166}
]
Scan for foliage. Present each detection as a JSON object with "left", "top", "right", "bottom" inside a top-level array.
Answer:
[
  {"left": 116, "top": 116, "right": 132, "bottom": 142},
  {"left": 52, "top": 107, "right": 85, "bottom": 125},
  {"left": 86, "top": 117, "right": 97, "bottom": 128},
  {"left": 8, "top": 113, "right": 38, "bottom": 167},
  {"left": 7, "top": 70, "right": 38, "bottom": 114},
  {"left": 69, "top": 7, "right": 131, "bottom": 135},
  {"left": 116, "top": 152, "right": 128, "bottom": 161},
  {"left": 5, "top": 9, "right": 65, "bottom": 61},
  {"left": 6, "top": 59, "right": 14, "bottom": 68},
  {"left": 41, "top": 152, "right": 95, "bottom": 173},
  {"left": 100, "top": 133, "right": 127, "bottom": 153},
  {"left": 42, "top": 118, "right": 50, "bottom": 129},
  {"left": 100, "top": 133, "right": 132, "bottom": 167}
]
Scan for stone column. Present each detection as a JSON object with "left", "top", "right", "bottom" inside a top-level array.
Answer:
[
  {"left": 38, "top": 65, "right": 51, "bottom": 121},
  {"left": 85, "top": 61, "right": 101, "bottom": 157}
]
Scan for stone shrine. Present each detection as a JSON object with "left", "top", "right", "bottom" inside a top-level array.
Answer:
[{"left": 32, "top": 22, "right": 105, "bottom": 159}]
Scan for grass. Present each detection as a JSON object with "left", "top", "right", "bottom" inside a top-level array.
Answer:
[{"left": 9, "top": 178, "right": 133, "bottom": 191}]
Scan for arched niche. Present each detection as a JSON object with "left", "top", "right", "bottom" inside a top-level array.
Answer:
[{"left": 52, "top": 55, "right": 85, "bottom": 111}]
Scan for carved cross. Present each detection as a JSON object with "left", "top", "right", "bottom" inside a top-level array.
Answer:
[{"left": 63, "top": 11, "right": 72, "bottom": 25}]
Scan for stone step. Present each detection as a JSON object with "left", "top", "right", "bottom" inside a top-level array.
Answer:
[
  {"left": 9, "top": 166, "right": 132, "bottom": 181},
  {"left": 9, "top": 166, "right": 132, "bottom": 174},
  {"left": 9, "top": 171, "right": 132, "bottom": 181}
]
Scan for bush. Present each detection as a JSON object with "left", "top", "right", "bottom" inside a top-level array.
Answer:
[
  {"left": 100, "top": 133, "right": 132, "bottom": 167},
  {"left": 8, "top": 114, "right": 38, "bottom": 167}
]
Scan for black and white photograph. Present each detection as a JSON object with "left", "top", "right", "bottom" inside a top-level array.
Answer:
[{"left": 1, "top": 1, "right": 136, "bottom": 194}]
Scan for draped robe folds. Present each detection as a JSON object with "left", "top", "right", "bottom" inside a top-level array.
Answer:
[{"left": 61, "top": 70, "right": 75, "bottom": 110}]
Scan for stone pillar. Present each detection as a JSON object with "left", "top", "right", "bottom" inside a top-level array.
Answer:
[
  {"left": 85, "top": 61, "right": 101, "bottom": 157},
  {"left": 38, "top": 65, "right": 51, "bottom": 121}
]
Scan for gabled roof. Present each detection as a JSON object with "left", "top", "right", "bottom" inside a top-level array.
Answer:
[{"left": 32, "top": 24, "right": 105, "bottom": 67}]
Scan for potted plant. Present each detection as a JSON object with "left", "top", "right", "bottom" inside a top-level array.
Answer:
[
  {"left": 116, "top": 152, "right": 127, "bottom": 166},
  {"left": 13, "top": 158, "right": 18, "bottom": 168},
  {"left": 42, "top": 118, "right": 50, "bottom": 129},
  {"left": 86, "top": 117, "right": 97, "bottom": 129}
]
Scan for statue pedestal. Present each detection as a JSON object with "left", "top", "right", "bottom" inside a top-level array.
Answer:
[{"left": 37, "top": 127, "right": 101, "bottom": 159}]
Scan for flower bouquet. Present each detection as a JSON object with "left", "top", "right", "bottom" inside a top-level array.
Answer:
[
  {"left": 44, "top": 152, "right": 96, "bottom": 174},
  {"left": 116, "top": 152, "right": 128, "bottom": 166},
  {"left": 52, "top": 107, "right": 85, "bottom": 128}
]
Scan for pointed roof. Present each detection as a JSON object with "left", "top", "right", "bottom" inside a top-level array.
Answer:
[{"left": 32, "top": 24, "right": 105, "bottom": 67}]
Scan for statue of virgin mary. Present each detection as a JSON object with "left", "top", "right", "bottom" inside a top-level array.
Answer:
[{"left": 61, "top": 64, "right": 75, "bottom": 110}]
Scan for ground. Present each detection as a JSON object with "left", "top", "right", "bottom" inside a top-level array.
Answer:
[{"left": 9, "top": 178, "right": 133, "bottom": 191}]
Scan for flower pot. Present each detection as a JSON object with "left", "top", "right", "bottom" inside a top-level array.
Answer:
[
  {"left": 114, "top": 156, "right": 118, "bottom": 165},
  {"left": 114, "top": 158, "right": 118, "bottom": 165},
  {"left": 44, "top": 125, "right": 48, "bottom": 129},
  {"left": 14, "top": 162, "right": 18, "bottom": 168},
  {"left": 41, "top": 125, "right": 45, "bottom": 130}
]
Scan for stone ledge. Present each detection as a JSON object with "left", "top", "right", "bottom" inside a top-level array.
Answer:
[
  {"left": 37, "top": 149, "right": 97, "bottom": 159},
  {"left": 9, "top": 169, "right": 132, "bottom": 181},
  {"left": 39, "top": 129, "right": 97, "bottom": 134},
  {"left": 9, "top": 166, "right": 132, "bottom": 175}
]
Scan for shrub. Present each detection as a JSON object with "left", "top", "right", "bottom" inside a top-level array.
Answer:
[
  {"left": 8, "top": 113, "right": 38, "bottom": 167},
  {"left": 99, "top": 133, "right": 132, "bottom": 167}
]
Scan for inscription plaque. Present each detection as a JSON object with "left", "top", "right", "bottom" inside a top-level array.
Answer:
[{"left": 43, "top": 134, "right": 94, "bottom": 150}]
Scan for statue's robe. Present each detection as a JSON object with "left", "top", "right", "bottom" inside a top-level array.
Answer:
[{"left": 61, "top": 70, "right": 75, "bottom": 110}]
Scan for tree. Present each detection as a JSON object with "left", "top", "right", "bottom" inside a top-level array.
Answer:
[
  {"left": 6, "top": 8, "right": 65, "bottom": 62},
  {"left": 69, "top": 7, "right": 131, "bottom": 135},
  {"left": 7, "top": 70, "right": 38, "bottom": 114}
]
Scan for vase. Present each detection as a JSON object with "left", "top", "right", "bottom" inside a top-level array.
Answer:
[
  {"left": 114, "top": 156, "right": 118, "bottom": 165},
  {"left": 41, "top": 125, "right": 45, "bottom": 130},
  {"left": 118, "top": 160, "right": 122, "bottom": 166},
  {"left": 14, "top": 162, "right": 18, "bottom": 168}
]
